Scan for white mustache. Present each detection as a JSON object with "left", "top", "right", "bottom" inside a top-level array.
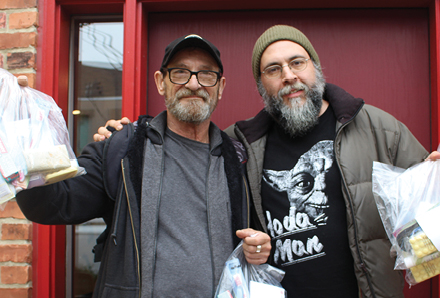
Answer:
[
  {"left": 278, "top": 83, "right": 308, "bottom": 97},
  {"left": 175, "top": 88, "right": 210, "bottom": 102}
]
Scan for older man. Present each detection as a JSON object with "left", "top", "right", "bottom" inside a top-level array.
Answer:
[{"left": 15, "top": 34, "right": 270, "bottom": 298}]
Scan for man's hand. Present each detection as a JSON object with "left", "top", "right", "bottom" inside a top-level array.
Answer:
[
  {"left": 93, "top": 117, "right": 131, "bottom": 142},
  {"left": 426, "top": 151, "right": 440, "bottom": 161},
  {"left": 17, "top": 75, "right": 28, "bottom": 87},
  {"left": 236, "top": 228, "right": 271, "bottom": 265}
]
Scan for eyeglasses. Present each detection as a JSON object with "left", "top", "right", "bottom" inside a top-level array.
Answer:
[
  {"left": 164, "top": 68, "right": 222, "bottom": 87},
  {"left": 262, "top": 58, "right": 310, "bottom": 79}
]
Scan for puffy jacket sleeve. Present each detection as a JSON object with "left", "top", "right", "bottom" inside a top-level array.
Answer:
[
  {"left": 16, "top": 140, "right": 114, "bottom": 225},
  {"left": 393, "top": 120, "right": 429, "bottom": 168},
  {"left": 343, "top": 105, "right": 429, "bottom": 169}
]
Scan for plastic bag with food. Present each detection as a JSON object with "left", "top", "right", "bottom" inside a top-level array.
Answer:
[
  {"left": 0, "top": 68, "right": 85, "bottom": 205},
  {"left": 372, "top": 157, "right": 440, "bottom": 285},
  {"left": 214, "top": 241, "right": 287, "bottom": 298}
]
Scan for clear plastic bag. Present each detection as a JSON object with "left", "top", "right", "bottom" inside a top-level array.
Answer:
[
  {"left": 0, "top": 68, "right": 85, "bottom": 205},
  {"left": 214, "top": 241, "right": 286, "bottom": 298},
  {"left": 372, "top": 157, "right": 440, "bottom": 285}
]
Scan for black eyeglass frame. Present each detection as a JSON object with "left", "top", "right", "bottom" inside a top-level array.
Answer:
[{"left": 162, "top": 67, "right": 222, "bottom": 87}]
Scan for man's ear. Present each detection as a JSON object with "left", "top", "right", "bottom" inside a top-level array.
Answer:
[
  {"left": 217, "top": 76, "right": 226, "bottom": 100},
  {"left": 154, "top": 71, "right": 165, "bottom": 96}
]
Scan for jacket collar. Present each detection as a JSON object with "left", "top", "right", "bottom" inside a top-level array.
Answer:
[
  {"left": 324, "top": 83, "right": 364, "bottom": 125},
  {"left": 235, "top": 83, "right": 364, "bottom": 144}
]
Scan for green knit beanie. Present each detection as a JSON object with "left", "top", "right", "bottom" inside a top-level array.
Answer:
[{"left": 252, "top": 25, "right": 320, "bottom": 82}]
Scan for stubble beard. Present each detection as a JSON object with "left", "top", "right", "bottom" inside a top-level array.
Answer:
[
  {"left": 165, "top": 87, "right": 218, "bottom": 125},
  {"left": 258, "top": 67, "right": 326, "bottom": 137}
]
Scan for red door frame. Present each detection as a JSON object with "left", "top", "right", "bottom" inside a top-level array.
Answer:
[
  {"left": 35, "top": 0, "right": 440, "bottom": 297},
  {"left": 431, "top": 0, "right": 440, "bottom": 153},
  {"left": 429, "top": 3, "right": 440, "bottom": 296}
]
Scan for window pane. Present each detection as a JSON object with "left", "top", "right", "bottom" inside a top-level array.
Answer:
[
  {"left": 71, "top": 20, "right": 123, "bottom": 298},
  {"left": 75, "top": 21, "right": 123, "bottom": 153}
]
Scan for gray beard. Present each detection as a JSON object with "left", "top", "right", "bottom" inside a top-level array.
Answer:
[
  {"left": 258, "top": 68, "right": 326, "bottom": 137},
  {"left": 165, "top": 88, "right": 216, "bottom": 124}
]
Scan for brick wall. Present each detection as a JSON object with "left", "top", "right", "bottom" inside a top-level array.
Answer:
[
  {"left": 0, "top": 0, "right": 38, "bottom": 87},
  {"left": 0, "top": 0, "right": 38, "bottom": 297}
]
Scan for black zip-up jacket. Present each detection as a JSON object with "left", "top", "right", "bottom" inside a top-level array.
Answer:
[{"left": 16, "top": 112, "right": 250, "bottom": 298}]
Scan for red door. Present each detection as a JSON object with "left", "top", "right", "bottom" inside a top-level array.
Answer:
[
  {"left": 147, "top": 8, "right": 432, "bottom": 297},
  {"left": 146, "top": 9, "right": 431, "bottom": 149}
]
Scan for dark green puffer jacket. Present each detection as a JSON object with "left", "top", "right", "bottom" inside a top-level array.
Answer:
[{"left": 226, "top": 83, "right": 429, "bottom": 298}]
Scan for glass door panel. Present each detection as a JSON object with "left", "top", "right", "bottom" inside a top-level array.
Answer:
[{"left": 70, "top": 18, "right": 123, "bottom": 298}]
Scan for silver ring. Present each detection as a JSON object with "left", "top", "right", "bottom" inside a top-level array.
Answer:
[{"left": 256, "top": 245, "right": 262, "bottom": 253}]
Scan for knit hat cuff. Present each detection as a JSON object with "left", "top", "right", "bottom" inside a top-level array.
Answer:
[{"left": 252, "top": 25, "right": 320, "bottom": 82}]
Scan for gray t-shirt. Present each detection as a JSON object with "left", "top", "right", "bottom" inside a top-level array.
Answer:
[{"left": 152, "top": 128, "right": 212, "bottom": 297}]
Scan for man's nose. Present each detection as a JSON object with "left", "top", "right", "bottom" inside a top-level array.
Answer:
[
  {"left": 185, "top": 74, "right": 201, "bottom": 90},
  {"left": 282, "top": 65, "right": 298, "bottom": 83}
]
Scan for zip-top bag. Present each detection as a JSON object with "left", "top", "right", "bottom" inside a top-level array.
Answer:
[
  {"left": 372, "top": 156, "right": 440, "bottom": 286},
  {"left": 215, "top": 241, "right": 286, "bottom": 298},
  {"left": 0, "top": 68, "right": 84, "bottom": 205}
]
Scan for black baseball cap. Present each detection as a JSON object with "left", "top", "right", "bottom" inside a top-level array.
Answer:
[{"left": 161, "top": 34, "right": 223, "bottom": 74}]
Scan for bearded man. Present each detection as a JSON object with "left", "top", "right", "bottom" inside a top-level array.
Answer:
[
  {"left": 15, "top": 34, "right": 271, "bottom": 298},
  {"left": 225, "top": 25, "right": 440, "bottom": 298}
]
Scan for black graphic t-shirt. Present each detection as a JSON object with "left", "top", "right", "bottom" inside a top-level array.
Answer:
[{"left": 262, "top": 105, "right": 358, "bottom": 298}]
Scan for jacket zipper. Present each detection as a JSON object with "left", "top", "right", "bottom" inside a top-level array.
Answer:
[
  {"left": 335, "top": 110, "right": 376, "bottom": 298},
  {"left": 121, "top": 159, "right": 141, "bottom": 298}
]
